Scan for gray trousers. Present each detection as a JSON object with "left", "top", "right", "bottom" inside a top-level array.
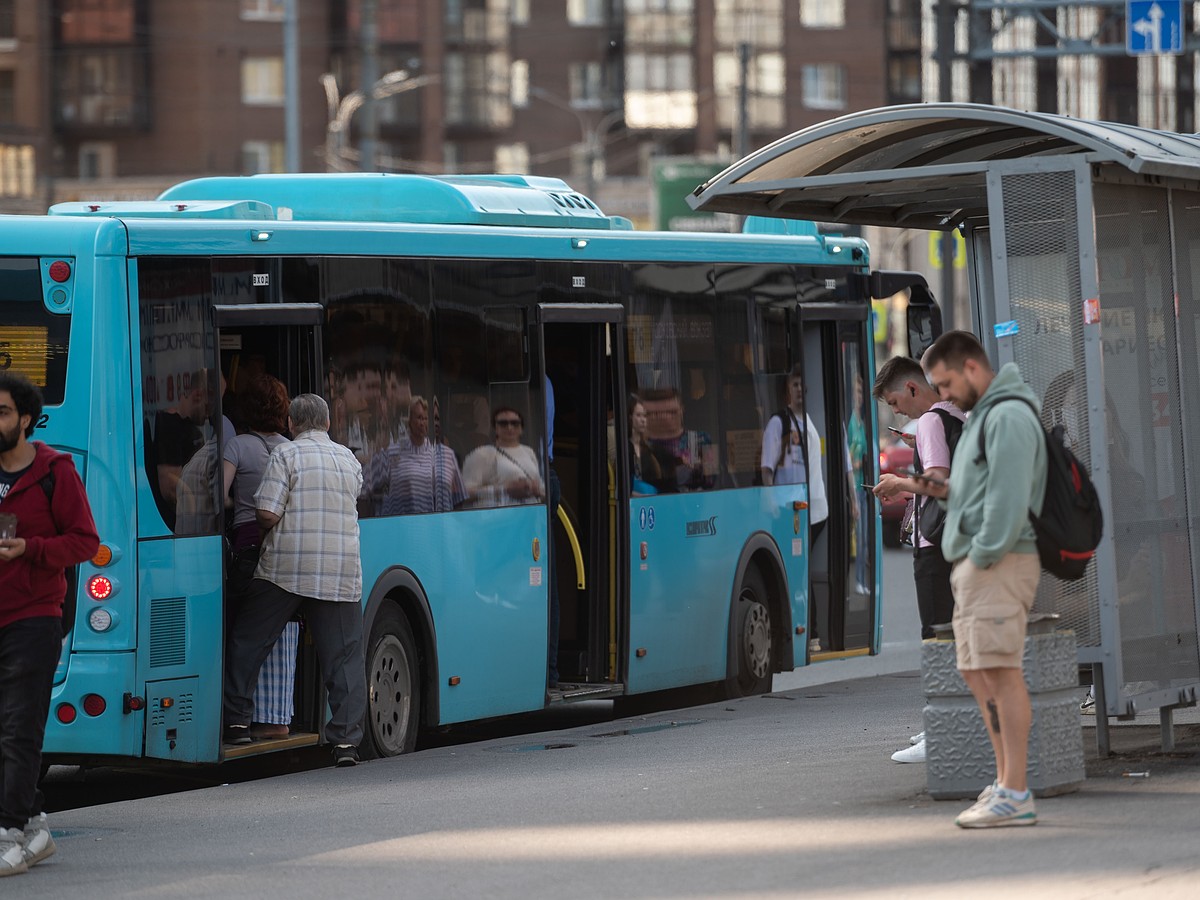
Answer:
[{"left": 224, "top": 578, "right": 366, "bottom": 747}]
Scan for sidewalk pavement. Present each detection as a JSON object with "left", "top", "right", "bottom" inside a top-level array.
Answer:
[{"left": 7, "top": 664, "right": 1200, "bottom": 899}]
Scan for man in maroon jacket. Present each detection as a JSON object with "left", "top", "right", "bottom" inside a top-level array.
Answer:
[{"left": 0, "top": 372, "right": 98, "bottom": 877}]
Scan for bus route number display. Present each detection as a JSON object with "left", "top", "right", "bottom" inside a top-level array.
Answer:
[{"left": 0, "top": 325, "right": 49, "bottom": 384}]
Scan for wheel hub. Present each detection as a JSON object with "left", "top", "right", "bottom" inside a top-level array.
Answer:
[
  {"left": 369, "top": 634, "right": 412, "bottom": 754},
  {"left": 742, "top": 601, "right": 771, "bottom": 679}
]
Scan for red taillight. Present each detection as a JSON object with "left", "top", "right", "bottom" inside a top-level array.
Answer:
[
  {"left": 48, "top": 260, "right": 71, "bottom": 282},
  {"left": 82, "top": 694, "right": 107, "bottom": 717},
  {"left": 56, "top": 704, "right": 77, "bottom": 724},
  {"left": 879, "top": 452, "right": 888, "bottom": 472},
  {"left": 87, "top": 575, "right": 113, "bottom": 600}
]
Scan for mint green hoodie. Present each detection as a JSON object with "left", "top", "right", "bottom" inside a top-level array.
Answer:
[{"left": 941, "top": 362, "right": 1047, "bottom": 569}]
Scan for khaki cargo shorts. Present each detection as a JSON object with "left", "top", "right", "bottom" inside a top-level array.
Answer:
[{"left": 950, "top": 553, "right": 1040, "bottom": 670}]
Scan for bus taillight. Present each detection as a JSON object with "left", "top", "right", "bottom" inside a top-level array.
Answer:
[
  {"left": 92, "top": 544, "right": 115, "bottom": 567},
  {"left": 87, "top": 575, "right": 115, "bottom": 600},
  {"left": 82, "top": 694, "right": 107, "bottom": 717},
  {"left": 56, "top": 704, "right": 77, "bottom": 724},
  {"left": 48, "top": 260, "right": 71, "bottom": 282}
]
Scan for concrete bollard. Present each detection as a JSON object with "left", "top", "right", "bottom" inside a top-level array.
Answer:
[{"left": 922, "top": 615, "right": 1085, "bottom": 800}]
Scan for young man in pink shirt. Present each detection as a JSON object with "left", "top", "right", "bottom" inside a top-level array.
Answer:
[{"left": 871, "top": 355, "right": 965, "bottom": 763}]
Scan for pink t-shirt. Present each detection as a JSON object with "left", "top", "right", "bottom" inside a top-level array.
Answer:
[{"left": 914, "top": 401, "right": 966, "bottom": 549}]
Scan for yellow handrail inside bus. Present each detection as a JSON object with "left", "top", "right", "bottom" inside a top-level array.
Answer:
[{"left": 556, "top": 503, "right": 586, "bottom": 590}]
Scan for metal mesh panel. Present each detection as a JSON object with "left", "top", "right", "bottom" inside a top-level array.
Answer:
[
  {"left": 1095, "top": 183, "right": 1199, "bottom": 692},
  {"left": 998, "top": 170, "right": 1099, "bottom": 646}
]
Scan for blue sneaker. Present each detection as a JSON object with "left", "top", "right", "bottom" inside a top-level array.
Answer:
[{"left": 956, "top": 788, "right": 1037, "bottom": 828}]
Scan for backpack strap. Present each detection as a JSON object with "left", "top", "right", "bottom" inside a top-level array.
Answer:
[{"left": 973, "top": 396, "right": 1040, "bottom": 465}]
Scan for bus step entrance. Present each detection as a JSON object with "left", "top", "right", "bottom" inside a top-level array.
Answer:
[
  {"left": 547, "top": 683, "right": 625, "bottom": 704},
  {"left": 221, "top": 731, "right": 321, "bottom": 760}
]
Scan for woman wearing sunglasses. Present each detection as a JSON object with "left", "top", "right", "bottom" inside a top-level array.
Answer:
[{"left": 462, "top": 406, "right": 545, "bottom": 508}]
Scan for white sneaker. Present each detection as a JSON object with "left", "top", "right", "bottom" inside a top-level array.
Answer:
[
  {"left": 808, "top": 638, "right": 821, "bottom": 654},
  {"left": 909, "top": 731, "right": 925, "bottom": 745},
  {"left": 0, "top": 827, "right": 28, "bottom": 877},
  {"left": 1080, "top": 689, "right": 1096, "bottom": 715},
  {"left": 891, "top": 738, "right": 926, "bottom": 763},
  {"left": 22, "top": 813, "right": 55, "bottom": 867}
]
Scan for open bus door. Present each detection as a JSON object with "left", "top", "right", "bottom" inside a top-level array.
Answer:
[
  {"left": 798, "top": 308, "right": 876, "bottom": 656},
  {"left": 212, "top": 302, "right": 325, "bottom": 758},
  {"left": 538, "top": 294, "right": 628, "bottom": 702}
]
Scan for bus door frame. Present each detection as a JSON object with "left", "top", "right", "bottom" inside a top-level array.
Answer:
[
  {"left": 796, "top": 301, "right": 873, "bottom": 653},
  {"left": 537, "top": 302, "right": 627, "bottom": 685},
  {"left": 211, "top": 302, "right": 325, "bottom": 747}
]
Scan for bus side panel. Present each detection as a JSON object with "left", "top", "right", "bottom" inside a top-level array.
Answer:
[
  {"left": 136, "top": 536, "right": 224, "bottom": 762},
  {"left": 44, "top": 651, "right": 141, "bottom": 757},
  {"left": 360, "top": 506, "right": 548, "bottom": 725},
  {"left": 626, "top": 487, "right": 804, "bottom": 694}
]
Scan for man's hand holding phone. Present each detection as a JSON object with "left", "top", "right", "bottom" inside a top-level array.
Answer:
[
  {"left": 888, "top": 425, "right": 916, "bottom": 448},
  {"left": 910, "top": 469, "right": 949, "bottom": 500}
]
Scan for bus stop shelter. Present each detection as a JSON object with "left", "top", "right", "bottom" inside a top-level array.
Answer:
[{"left": 689, "top": 103, "right": 1200, "bottom": 753}]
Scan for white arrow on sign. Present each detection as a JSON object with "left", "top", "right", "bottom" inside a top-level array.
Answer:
[{"left": 1133, "top": 1, "right": 1165, "bottom": 53}]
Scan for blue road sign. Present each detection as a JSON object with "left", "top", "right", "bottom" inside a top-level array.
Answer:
[{"left": 1127, "top": 0, "right": 1184, "bottom": 55}]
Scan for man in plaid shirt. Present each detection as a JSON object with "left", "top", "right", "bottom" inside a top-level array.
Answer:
[{"left": 222, "top": 393, "right": 367, "bottom": 767}]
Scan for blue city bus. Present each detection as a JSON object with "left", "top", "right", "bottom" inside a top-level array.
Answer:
[{"left": 0, "top": 174, "right": 935, "bottom": 765}]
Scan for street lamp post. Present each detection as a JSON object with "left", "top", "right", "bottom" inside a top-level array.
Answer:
[
  {"left": 528, "top": 87, "right": 623, "bottom": 199},
  {"left": 321, "top": 71, "right": 437, "bottom": 172}
]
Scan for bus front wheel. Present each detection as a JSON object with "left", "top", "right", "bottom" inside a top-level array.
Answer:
[
  {"left": 729, "top": 567, "right": 773, "bottom": 697},
  {"left": 364, "top": 604, "right": 421, "bottom": 757}
]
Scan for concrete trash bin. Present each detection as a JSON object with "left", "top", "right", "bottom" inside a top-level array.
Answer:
[{"left": 922, "top": 615, "right": 1084, "bottom": 800}]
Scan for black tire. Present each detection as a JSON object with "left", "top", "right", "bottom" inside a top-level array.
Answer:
[
  {"left": 363, "top": 604, "right": 421, "bottom": 758},
  {"left": 728, "top": 567, "right": 774, "bottom": 697}
]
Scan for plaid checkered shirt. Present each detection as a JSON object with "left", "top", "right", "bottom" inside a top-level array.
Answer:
[{"left": 253, "top": 428, "right": 363, "bottom": 604}]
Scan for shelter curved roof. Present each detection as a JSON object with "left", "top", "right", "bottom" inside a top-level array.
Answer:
[{"left": 688, "top": 103, "right": 1200, "bottom": 230}]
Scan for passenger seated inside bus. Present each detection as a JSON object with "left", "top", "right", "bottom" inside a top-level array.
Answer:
[
  {"left": 146, "top": 369, "right": 210, "bottom": 530},
  {"left": 627, "top": 394, "right": 666, "bottom": 495},
  {"left": 369, "top": 396, "right": 467, "bottom": 515},
  {"left": 221, "top": 373, "right": 298, "bottom": 739},
  {"left": 641, "top": 386, "right": 715, "bottom": 491},
  {"left": 462, "top": 405, "right": 545, "bottom": 507}
]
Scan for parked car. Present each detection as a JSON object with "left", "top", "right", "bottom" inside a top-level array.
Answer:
[{"left": 878, "top": 425, "right": 915, "bottom": 547}]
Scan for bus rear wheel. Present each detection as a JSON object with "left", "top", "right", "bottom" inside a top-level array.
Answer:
[
  {"left": 730, "top": 567, "right": 773, "bottom": 697},
  {"left": 364, "top": 605, "right": 421, "bottom": 758}
]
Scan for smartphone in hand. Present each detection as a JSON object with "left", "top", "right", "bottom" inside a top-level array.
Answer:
[
  {"left": 887, "top": 426, "right": 905, "bottom": 435},
  {"left": 909, "top": 469, "right": 946, "bottom": 488}
]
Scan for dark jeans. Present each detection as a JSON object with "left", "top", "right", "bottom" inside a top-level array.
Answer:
[
  {"left": 0, "top": 616, "right": 62, "bottom": 830},
  {"left": 913, "top": 546, "right": 955, "bottom": 640},
  {"left": 547, "top": 465, "right": 561, "bottom": 686},
  {"left": 223, "top": 579, "right": 366, "bottom": 747}
]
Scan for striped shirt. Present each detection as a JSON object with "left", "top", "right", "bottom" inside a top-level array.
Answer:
[
  {"left": 372, "top": 437, "right": 466, "bottom": 515},
  {"left": 254, "top": 428, "right": 363, "bottom": 604}
]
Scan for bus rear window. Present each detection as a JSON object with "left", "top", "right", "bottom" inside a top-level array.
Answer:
[{"left": 0, "top": 258, "right": 70, "bottom": 405}]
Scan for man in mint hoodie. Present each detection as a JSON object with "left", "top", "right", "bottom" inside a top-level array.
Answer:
[{"left": 920, "top": 331, "right": 1047, "bottom": 829}]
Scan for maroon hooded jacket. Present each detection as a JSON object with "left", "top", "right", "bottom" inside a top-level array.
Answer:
[{"left": 0, "top": 442, "right": 100, "bottom": 630}]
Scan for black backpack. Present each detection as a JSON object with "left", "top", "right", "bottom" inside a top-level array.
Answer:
[
  {"left": 913, "top": 408, "right": 963, "bottom": 547},
  {"left": 974, "top": 397, "right": 1104, "bottom": 581}
]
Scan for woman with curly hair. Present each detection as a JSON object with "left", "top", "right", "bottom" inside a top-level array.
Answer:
[{"left": 222, "top": 373, "right": 298, "bottom": 740}]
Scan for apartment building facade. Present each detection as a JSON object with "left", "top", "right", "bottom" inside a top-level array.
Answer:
[{"left": 0, "top": 0, "right": 921, "bottom": 219}]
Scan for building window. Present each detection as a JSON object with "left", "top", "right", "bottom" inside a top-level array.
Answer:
[
  {"left": 714, "top": 51, "right": 785, "bottom": 129},
  {"left": 79, "top": 141, "right": 116, "bottom": 179},
  {"left": 567, "top": 0, "right": 605, "bottom": 25},
  {"left": 802, "top": 62, "right": 846, "bottom": 109},
  {"left": 625, "top": 52, "right": 696, "bottom": 128},
  {"left": 59, "top": 0, "right": 137, "bottom": 43},
  {"left": 0, "top": 143, "right": 34, "bottom": 197},
  {"left": 242, "top": 140, "right": 284, "bottom": 174},
  {"left": 799, "top": 0, "right": 844, "bottom": 28},
  {"left": 0, "top": 0, "right": 14, "bottom": 42},
  {"left": 511, "top": 59, "right": 529, "bottom": 107},
  {"left": 446, "top": 0, "right": 511, "bottom": 43},
  {"left": 495, "top": 142, "right": 529, "bottom": 173},
  {"left": 569, "top": 61, "right": 605, "bottom": 108},
  {"left": 0, "top": 70, "right": 12, "bottom": 124},
  {"left": 241, "top": 0, "right": 286, "bottom": 20},
  {"left": 511, "top": 0, "right": 530, "bottom": 23},
  {"left": 715, "top": 0, "right": 782, "bottom": 49},
  {"left": 445, "top": 51, "right": 512, "bottom": 127},
  {"left": 242, "top": 57, "right": 285, "bottom": 105},
  {"left": 55, "top": 50, "right": 141, "bottom": 126},
  {"left": 625, "top": 0, "right": 693, "bottom": 46}
]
